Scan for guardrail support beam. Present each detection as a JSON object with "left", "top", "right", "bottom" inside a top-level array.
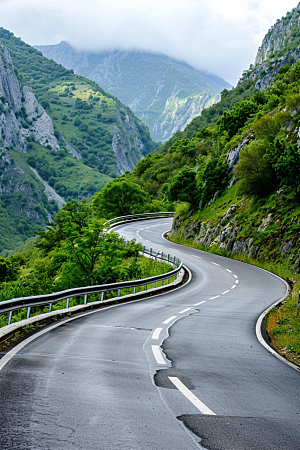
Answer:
[{"left": 8, "top": 311, "right": 13, "bottom": 325}]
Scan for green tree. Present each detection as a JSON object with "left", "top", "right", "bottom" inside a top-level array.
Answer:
[
  {"left": 59, "top": 219, "right": 140, "bottom": 287},
  {"left": 199, "top": 158, "right": 230, "bottom": 206},
  {"left": 217, "top": 100, "right": 258, "bottom": 138},
  {"left": 167, "top": 166, "right": 198, "bottom": 203},
  {"left": 93, "top": 180, "right": 149, "bottom": 218},
  {"left": 235, "top": 140, "right": 276, "bottom": 196},
  {"left": 267, "top": 138, "right": 300, "bottom": 196}
]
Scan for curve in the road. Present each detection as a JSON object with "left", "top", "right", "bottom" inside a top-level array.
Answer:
[{"left": 0, "top": 217, "right": 299, "bottom": 450}]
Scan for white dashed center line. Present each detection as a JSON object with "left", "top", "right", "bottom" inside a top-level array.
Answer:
[
  {"left": 168, "top": 377, "right": 216, "bottom": 415},
  {"left": 233, "top": 274, "right": 238, "bottom": 279},
  {"left": 192, "top": 255, "right": 202, "bottom": 259},
  {"left": 162, "top": 316, "right": 177, "bottom": 325},
  {"left": 152, "top": 328, "right": 162, "bottom": 340},
  {"left": 231, "top": 285, "right": 236, "bottom": 289},
  {"left": 226, "top": 269, "right": 232, "bottom": 273},
  {"left": 194, "top": 301, "right": 206, "bottom": 306},
  {"left": 236, "top": 280, "right": 239, "bottom": 284},
  {"left": 211, "top": 262, "right": 220, "bottom": 266},
  {"left": 222, "top": 290, "right": 230, "bottom": 295},
  {"left": 179, "top": 307, "right": 191, "bottom": 314},
  {"left": 210, "top": 295, "right": 220, "bottom": 300},
  {"left": 152, "top": 345, "right": 166, "bottom": 365}
]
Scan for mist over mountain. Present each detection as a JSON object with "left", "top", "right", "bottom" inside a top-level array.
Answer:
[{"left": 35, "top": 42, "right": 231, "bottom": 142}]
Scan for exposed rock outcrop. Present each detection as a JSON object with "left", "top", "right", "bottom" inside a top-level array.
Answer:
[
  {"left": 21, "top": 85, "right": 59, "bottom": 150},
  {"left": 29, "top": 167, "right": 65, "bottom": 210},
  {"left": 240, "top": 3, "right": 300, "bottom": 90}
]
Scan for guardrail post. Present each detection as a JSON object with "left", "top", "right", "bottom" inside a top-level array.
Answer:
[
  {"left": 7, "top": 311, "right": 13, "bottom": 325},
  {"left": 145, "top": 284, "right": 147, "bottom": 291},
  {"left": 154, "top": 281, "right": 156, "bottom": 288},
  {"left": 143, "top": 246, "right": 145, "bottom": 254},
  {"left": 101, "top": 292, "right": 104, "bottom": 301},
  {"left": 49, "top": 303, "right": 52, "bottom": 313},
  {"left": 168, "top": 254, "right": 170, "bottom": 262},
  {"left": 298, "top": 290, "right": 300, "bottom": 314},
  {"left": 26, "top": 307, "right": 31, "bottom": 319},
  {"left": 66, "top": 298, "right": 69, "bottom": 309},
  {"left": 133, "top": 286, "right": 136, "bottom": 294},
  {"left": 161, "top": 279, "right": 164, "bottom": 286},
  {"left": 118, "top": 288, "right": 121, "bottom": 297},
  {"left": 150, "top": 248, "right": 152, "bottom": 257},
  {"left": 84, "top": 294, "right": 87, "bottom": 305}
]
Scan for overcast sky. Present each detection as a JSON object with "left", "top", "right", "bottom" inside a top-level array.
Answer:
[{"left": 0, "top": 0, "right": 298, "bottom": 85}]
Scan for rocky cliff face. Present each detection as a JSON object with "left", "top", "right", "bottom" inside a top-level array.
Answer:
[
  {"left": 0, "top": 47, "right": 62, "bottom": 153},
  {"left": 254, "top": 3, "right": 300, "bottom": 65},
  {"left": 171, "top": 197, "right": 300, "bottom": 273},
  {"left": 35, "top": 44, "right": 231, "bottom": 142},
  {"left": 240, "top": 3, "right": 300, "bottom": 90}
]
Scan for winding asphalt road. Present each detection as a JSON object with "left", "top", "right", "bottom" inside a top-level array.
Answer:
[{"left": 0, "top": 218, "right": 299, "bottom": 450}]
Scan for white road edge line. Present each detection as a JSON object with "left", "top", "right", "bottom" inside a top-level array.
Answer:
[
  {"left": 194, "top": 301, "right": 206, "bottom": 306},
  {"left": 152, "top": 345, "right": 166, "bottom": 365},
  {"left": 169, "top": 377, "right": 216, "bottom": 415},
  {"left": 231, "top": 285, "right": 236, "bottom": 289},
  {"left": 222, "top": 290, "right": 230, "bottom": 295},
  {"left": 210, "top": 295, "right": 220, "bottom": 300},
  {"left": 162, "top": 316, "right": 177, "bottom": 324},
  {"left": 179, "top": 307, "right": 191, "bottom": 314},
  {"left": 211, "top": 262, "right": 220, "bottom": 266},
  {"left": 152, "top": 328, "right": 162, "bottom": 340},
  {"left": 226, "top": 269, "right": 232, "bottom": 273},
  {"left": 192, "top": 255, "right": 202, "bottom": 259}
]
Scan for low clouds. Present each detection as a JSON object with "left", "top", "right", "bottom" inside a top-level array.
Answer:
[{"left": 0, "top": 0, "right": 298, "bottom": 84}]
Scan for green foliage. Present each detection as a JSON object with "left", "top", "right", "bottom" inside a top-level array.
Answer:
[
  {"left": 235, "top": 140, "right": 276, "bottom": 196},
  {"left": 93, "top": 179, "right": 149, "bottom": 218},
  {"left": 199, "top": 158, "right": 230, "bottom": 205},
  {"left": 0, "top": 199, "right": 174, "bottom": 317},
  {"left": 217, "top": 100, "right": 258, "bottom": 138},
  {"left": 167, "top": 166, "right": 198, "bottom": 204},
  {"left": 267, "top": 138, "right": 300, "bottom": 195}
]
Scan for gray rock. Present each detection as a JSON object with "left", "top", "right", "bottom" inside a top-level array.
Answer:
[
  {"left": 227, "top": 139, "right": 249, "bottom": 170},
  {"left": 281, "top": 240, "right": 293, "bottom": 257},
  {"left": 60, "top": 136, "right": 81, "bottom": 159},
  {"left": 21, "top": 85, "right": 59, "bottom": 150}
]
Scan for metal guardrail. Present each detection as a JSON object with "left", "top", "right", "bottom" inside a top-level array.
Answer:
[
  {"left": 0, "top": 245, "right": 182, "bottom": 326},
  {"left": 104, "top": 212, "right": 174, "bottom": 229}
]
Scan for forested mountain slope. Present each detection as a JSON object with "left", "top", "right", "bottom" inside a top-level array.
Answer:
[
  {"left": 0, "top": 28, "right": 157, "bottom": 254},
  {"left": 35, "top": 43, "right": 231, "bottom": 143}
]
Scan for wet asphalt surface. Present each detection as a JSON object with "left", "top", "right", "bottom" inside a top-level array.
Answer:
[{"left": 0, "top": 218, "right": 299, "bottom": 449}]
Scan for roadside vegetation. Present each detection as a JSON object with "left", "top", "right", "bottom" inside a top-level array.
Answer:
[{"left": 0, "top": 198, "right": 173, "bottom": 328}]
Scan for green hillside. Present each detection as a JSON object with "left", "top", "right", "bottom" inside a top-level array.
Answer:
[
  {"left": 35, "top": 43, "right": 232, "bottom": 142},
  {"left": 0, "top": 28, "right": 157, "bottom": 178},
  {"left": 0, "top": 28, "right": 159, "bottom": 254}
]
